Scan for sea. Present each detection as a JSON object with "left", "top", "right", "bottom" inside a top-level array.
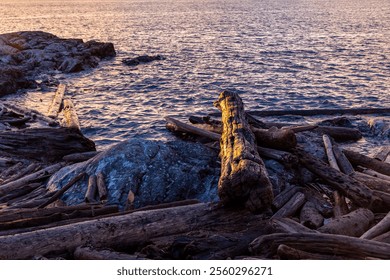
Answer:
[{"left": 0, "top": 0, "right": 389, "bottom": 148}]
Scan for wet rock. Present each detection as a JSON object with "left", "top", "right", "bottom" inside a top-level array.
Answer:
[
  {"left": 368, "top": 118, "right": 390, "bottom": 139},
  {"left": 0, "top": 31, "right": 116, "bottom": 96},
  {"left": 47, "top": 139, "right": 220, "bottom": 210},
  {"left": 123, "top": 54, "right": 165, "bottom": 66}
]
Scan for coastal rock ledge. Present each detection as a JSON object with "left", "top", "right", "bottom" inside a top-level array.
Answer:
[{"left": 0, "top": 31, "right": 116, "bottom": 96}]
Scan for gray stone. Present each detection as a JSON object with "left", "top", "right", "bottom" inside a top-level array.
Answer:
[
  {"left": 47, "top": 139, "right": 220, "bottom": 210},
  {"left": 0, "top": 31, "right": 116, "bottom": 96}
]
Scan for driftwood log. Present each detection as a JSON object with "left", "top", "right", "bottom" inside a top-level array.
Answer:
[
  {"left": 0, "top": 127, "right": 96, "bottom": 161},
  {"left": 318, "top": 208, "right": 375, "bottom": 237},
  {"left": 214, "top": 91, "right": 273, "bottom": 212},
  {"left": 47, "top": 84, "right": 66, "bottom": 119},
  {"left": 360, "top": 212, "right": 390, "bottom": 240},
  {"left": 249, "top": 232, "right": 390, "bottom": 259},
  {"left": 299, "top": 201, "right": 324, "bottom": 229},
  {"left": 0, "top": 203, "right": 270, "bottom": 259},
  {"left": 62, "top": 99, "right": 80, "bottom": 131},
  {"left": 344, "top": 149, "right": 390, "bottom": 176}
]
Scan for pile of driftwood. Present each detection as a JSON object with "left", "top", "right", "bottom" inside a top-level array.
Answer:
[{"left": 0, "top": 88, "right": 389, "bottom": 260}]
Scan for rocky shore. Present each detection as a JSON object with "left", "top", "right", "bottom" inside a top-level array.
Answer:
[
  {"left": 0, "top": 31, "right": 389, "bottom": 260},
  {"left": 0, "top": 31, "right": 115, "bottom": 96}
]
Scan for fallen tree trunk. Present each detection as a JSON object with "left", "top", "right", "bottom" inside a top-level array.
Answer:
[
  {"left": 62, "top": 99, "right": 80, "bottom": 131},
  {"left": 351, "top": 172, "right": 390, "bottom": 193},
  {"left": 165, "top": 117, "right": 220, "bottom": 141},
  {"left": 0, "top": 163, "right": 64, "bottom": 197},
  {"left": 318, "top": 208, "right": 374, "bottom": 237},
  {"left": 0, "top": 203, "right": 262, "bottom": 259},
  {"left": 344, "top": 149, "right": 390, "bottom": 176},
  {"left": 249, "top": 232, "right": 390, "bottom": 259},
  {"left": 315, "top": 126, "right": 362, "bottom": 142},
  {"left": 277, "top": 244, "right": 346, "bottom": 260},
  {"left": 0, "top": 127, "right": 96, "bottom": 161},
  {"left": 251, "top": 127, "right": 297, "bottom": 150},
  {"left": 299, "top": 201, "right": 324, "bottom": 229},
  {"left": 74, "top": 246, "right": 145, "bottom": 260},
  {"left": 271, "top": 192, "right": 306, "bottom": 219},
  {"left": 214, "top": 91, "right": 274, "bottom": 212},
  {"left": 47, "top": 84, "right": 66, "bottom": 119},
  {"left": 294, "top": 147, "right": 375, "bottom": 209},
  {"left": 360, "top": 212, "right": 390, "bottom": 240}
]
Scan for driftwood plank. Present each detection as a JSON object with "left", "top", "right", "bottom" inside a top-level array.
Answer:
[
  {"left": 249, "top": 232, "right": 390, "bottom": 259},
  {"left": 47, "top": 84, "right": 66, "bottom": 118},
  {"left": 214, "top": 91, "right": 273, "bottom": 212},
  {"left": 344, "top": 149, "right": 390, "bottom": 176}
]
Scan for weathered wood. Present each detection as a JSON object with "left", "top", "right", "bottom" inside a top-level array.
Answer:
[
  {"left": 272, "top": 186, "right": 303, "bottom": 211},
  {"left": 271, "top": 217, "right": 316, "bottom": 234},
  {"left": 332, "top": 143, "right": 355, "bottom": 175},
  {"left": 360, "top": 212, "right": 390, "bottom": 240},
  {"left": 289, "top": 125, "right": 318, "bottom": 133},
  {"left": 0, "top": 162, "right": 40, "bottom": 185},
  {"left": 323, "top": 134, "right": 349, "bottom": 216},
  {"left": 374, "top": 146, "right": 390, "bottom": 162},
  {"left": 294, "top": 147, "right": 374, "bottom": 208},
  {"left": 0, "top": 163, "right": 64, "bottom": 197},
  {"left": 0, "top": 127, "right": 96, "bottom": 161},
  {"left": 2, "top": 102, "right": 58, "bottom": 127},
  {"left": 299, "top": 201, "right": 324, "bottom": 229},
  {"left": 47, "top": 84, "right": 66, "bottom": 118},
  {"left": 85, "top": 175, "right": 97, "bottom": 203},
  {"left": 0, "top": 203, "right": 258, "bottom": 259},
  {"left": 74, "top": 246, "right": 145, "bottom": 260},
  {"left": 38, "top": 172, "right": 86, "bottom": 209},
  {"left": 372, "top": 231, "right": 390, "bottom": 244},
  {"left": 0, "top": 157, "right": 14, "bottom": 168},
  {"left": 0, "top": 183, "right": 42, "bottom": 204},
  {"left": 62, "top": 99, "right": 80, "bottom": 131},
  {"left": 344, "top": 149, "right": 390, "bottom": 176},
  {"left": 166, "top": 116, "right": 220, "bottom": 141},
  {"left": 315, "top": 126, "right": 362, "bottom": 141},
  {"left": 351, "top": 172, "right": 390, "bottom": 193},
  {"left": 271, "top": 192, "right": 306, "bottom": 219},
  {"left": 96, "top": 173, "right": 107, "bottom": 200},
  {"left": 359, "top": 168, "right": 390, "bottom": 182},
  {"left": 277, "top": 244, "right": 346, "bottom": 260},
  {"left": 303, "top": 187, "right": 334, "bottom": 218},
  {"left": 257, "top": 147, "right": 298, "bottom": 165},
  {"left": 0, "top": 205, "right": 118, "bottom": 230},
  {"left": 333, "top": 190, "right": 349, "bottom": 217},
  {"left": 249, "top": 232, "right": 390, "bottom": 259},
  {"left": 0, "top": 162, "right": 23, "bottom": 179},
  {"left": 318, "top": 208, "right": 374, "bottom": 237},
  {"left": 252, "top": 126, "right": 297, "bottom": 150},
  {"left": 62, "top": 151, "right": 100, "bottom": 163},
  {"left": 214, "top": 91, "right": 274, "bottom": 212}
]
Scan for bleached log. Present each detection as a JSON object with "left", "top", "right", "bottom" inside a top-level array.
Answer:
[
  {"left": 74, "top": 246, "right": 145, "bottom": 260},
  {"left": 96, "top": 173, "right": 107, "bottom": 200},
  {"left": 214, "top": 91, "right": 274, "bottom": 212},
  {"left": 299, "top": 201, "right": 324, "bottom": 229},
  {"left": 85, "top": 175, "right": 97, "bottom": 203},
  {"left": 165, "top": 116, "right": 220, "bottom": 141},
  {"left": 249, "top": 232, "right": 390, "bottom": 259},
  {"left": 62, "top": 99, "right": 80, "bottom": 131},
  {"left": 271, "top": 192, "right": 306, "bottom": 219},
  {"left": 47, "top": 84, "right": 66, "bottom": 118},
  {"left": 0, "top": 203, "right": 250, "bottom": 259},
  {"left": 318, "top": 208, "right": 374, "bottom": 237},
  {"left": 332, "top": 143, "right": 355, "bottom": 175},
  {"left": 360, "top": 212, "right": 390, "bottom": 240},
  {"left": 294, "top": 147, "right": 374, "bottom": 208},
  {"left": 344, "top": 149, "right": 390, "bottom": 176},
  {"left": 0, "top": 163, "right": 64, "bottom": 197}
]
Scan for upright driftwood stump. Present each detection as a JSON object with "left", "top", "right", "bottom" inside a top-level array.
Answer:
[{"left": 214, "top": 91, "right": 273, "bottom": 212}]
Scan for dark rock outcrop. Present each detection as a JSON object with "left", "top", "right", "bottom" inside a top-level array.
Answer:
[
  {"left": 0, "top": 31, "right": 116, "bottom": 96},
  {"left": 47, "top": 139, "right": 220, "bottom": 209},
  {"left": 122, "top": 54, "right": 164, "bottom": 66}
]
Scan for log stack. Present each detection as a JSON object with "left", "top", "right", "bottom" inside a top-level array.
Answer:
[{"left": 0, "top": 89, "right": 389, "bottom": 260}]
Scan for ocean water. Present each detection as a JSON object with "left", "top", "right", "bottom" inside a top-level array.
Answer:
[{"left": 0, "top": 0, "right": 389, "bottom": 147}]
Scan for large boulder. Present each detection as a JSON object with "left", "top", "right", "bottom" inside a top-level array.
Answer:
[
  {"left": 47, "top": 139, "right": 220, "bottom": 209},
  {"left": 0, "top": 31, "right": 116, "bottom": 96}
]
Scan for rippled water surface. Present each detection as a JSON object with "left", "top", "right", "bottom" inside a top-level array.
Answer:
[{"left": 1, "top": 0, "right": 389, "bottom": 147}]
